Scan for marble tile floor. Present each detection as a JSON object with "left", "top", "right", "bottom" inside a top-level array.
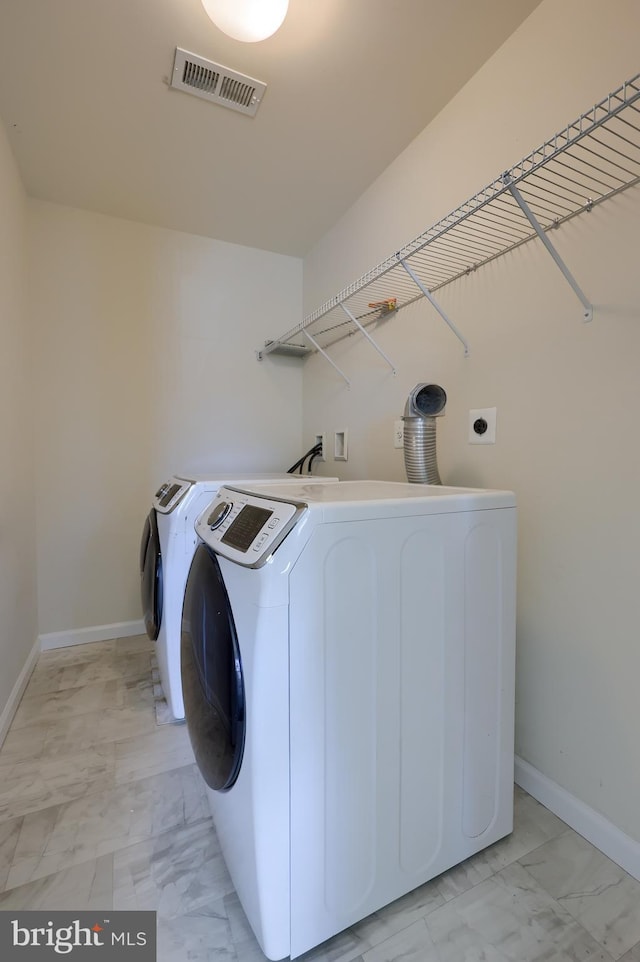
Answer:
[{"left": 1, "top": 635, "right": 640, "bottom": 962}]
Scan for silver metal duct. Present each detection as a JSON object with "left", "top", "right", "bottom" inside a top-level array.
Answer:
[{"left": 403, "top": 383, "right": 446, "bottom": 484}]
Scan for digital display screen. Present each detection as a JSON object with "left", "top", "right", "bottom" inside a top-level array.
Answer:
[
  {"left": 221, "top": 505, "right": 273, "bottom": 552},
  {"left": 159, "top": 483, "right": 181, "bottom": 507}
]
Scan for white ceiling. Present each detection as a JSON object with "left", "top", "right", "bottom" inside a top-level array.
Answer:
[{"left": 0, "top": 0, "right": 543, "bottom": 256}]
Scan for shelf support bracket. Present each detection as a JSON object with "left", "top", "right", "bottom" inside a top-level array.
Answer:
[
  {"left": 397, "top": 256, "right": 470, "bottom": 357},
  {"left": 338, "top": 302, "right": 396, "bottom": 374},
  {"left": 302, "top": 330, "right": 351, "bottom": 388},
  {"left": 503, "top": 174, "right": 593, "bottom": 322}
]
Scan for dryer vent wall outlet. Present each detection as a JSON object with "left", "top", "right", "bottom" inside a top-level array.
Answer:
[{"left": 469, "top": 407, "right": 497, "bottom": 444}]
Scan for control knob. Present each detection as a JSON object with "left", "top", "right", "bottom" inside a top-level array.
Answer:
[{"left": 207, "top": 501, "right": 232, "bottom": 529}]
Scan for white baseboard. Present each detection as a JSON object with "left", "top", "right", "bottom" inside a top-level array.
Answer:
[
  {"left": 515, "top": 755, "right": 640, "bottom": 882},
  {"left": 39, "top": 619, "right": 146, "bottom": 651},
  {"left": 0, "top": 638, "right": 40, "bottom": 749}
]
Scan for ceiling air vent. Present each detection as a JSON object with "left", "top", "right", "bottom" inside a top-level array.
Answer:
[{"left": 171, "top": 47, "right": 266, "bottom": 117}]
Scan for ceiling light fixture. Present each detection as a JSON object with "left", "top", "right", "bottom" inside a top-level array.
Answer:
[{"left": 201, "top": 0, "right": 289, "bottom": 43}]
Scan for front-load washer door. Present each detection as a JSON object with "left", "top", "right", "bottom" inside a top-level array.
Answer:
[
  {"left": 140, "top": 509, "right": 163, "bottom": 641},
  {"left": 181, "top": 543, "right": 245, "bottom": 792}
]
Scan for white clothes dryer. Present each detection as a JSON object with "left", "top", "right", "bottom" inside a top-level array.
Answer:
[
  {"left": 139, "top": 471, "right": 337, "bottom": 719},
  {"left": 181, "top": 480, "right": 517, "bottom": 960}
]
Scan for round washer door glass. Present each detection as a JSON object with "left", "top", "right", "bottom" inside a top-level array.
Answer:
[
  {"left": 181, "top": 543, "right": 245, "bottom": 792},
  {"left": 140, "top": 510, "right": 162, "bottom": 641}
]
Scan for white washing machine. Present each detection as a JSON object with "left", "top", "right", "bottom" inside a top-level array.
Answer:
[
  {"left": 139, "top": 471, "right": 337, "bottom": 719},
  {"left": 181, "top": 479, "right": 517, "bottom": 960}
]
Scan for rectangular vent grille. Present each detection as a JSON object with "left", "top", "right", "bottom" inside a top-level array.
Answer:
[{"left": 171, "top": 48, "right": 266, "bottom": 117}]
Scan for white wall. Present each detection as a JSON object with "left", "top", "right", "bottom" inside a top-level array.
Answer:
[
  {"left": 0, "top": 121, "right": 38, "bottom": 718},
  {"left": 302, "top": 0, "right": 640, "bottom": 844},
  {"left": 29, "top": 202, "right": 303, "bottom": 636}
]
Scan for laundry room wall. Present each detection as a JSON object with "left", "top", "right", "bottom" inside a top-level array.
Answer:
[
  {"left": 301, "top": 0, "right": 640, "bottom": 859},
  {"left": 28, "top": 202, "right": 303, "bottom": 641},
  {"left": 0, "top": 120, "right": 38, "bottom": 735}
]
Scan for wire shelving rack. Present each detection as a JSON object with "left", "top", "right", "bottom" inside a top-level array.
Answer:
[{"left": 257, "top": 74, "right": 640, "bottom": 386}]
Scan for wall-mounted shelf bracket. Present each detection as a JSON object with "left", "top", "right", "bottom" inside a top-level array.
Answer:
[
  {"left": 338, "top": 302, "right": 396, "bottom": 374},
  {"left": 302, "top": 330, "right": 351, "bottom": 388},
  {"left": 502, "top": 174, "right": 593, "bottom": 322},
  {"left": 397, "top": 256, "right": 471, "bottom": 357},
  {"left": 256, "top": 341, "right": 308, "bottom": 360}
]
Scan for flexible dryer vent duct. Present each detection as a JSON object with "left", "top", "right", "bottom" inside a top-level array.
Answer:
[{"left": 403, "top": 383, "right": 447, "bottom": 484}]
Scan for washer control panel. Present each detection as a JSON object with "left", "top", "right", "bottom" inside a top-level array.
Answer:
[
  {"left": 153, "top": 477, "right": 192, "bottom": 513},
  {"left": 195, "top": 486, "right": 306, "bottom": 567}
]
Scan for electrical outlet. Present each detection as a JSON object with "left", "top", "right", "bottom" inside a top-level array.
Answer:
[
  {"left": 393, "top": 419, "right": 404, "bottom": 448},
  {"left": 314, "top": 433, "right": 326, "bottom": 461},
  {"left": 334, "top": 429, "right": 348, "bottom": 461},
  {"left": 469, "top": 407, "right": 497, "bottom": 444}
]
